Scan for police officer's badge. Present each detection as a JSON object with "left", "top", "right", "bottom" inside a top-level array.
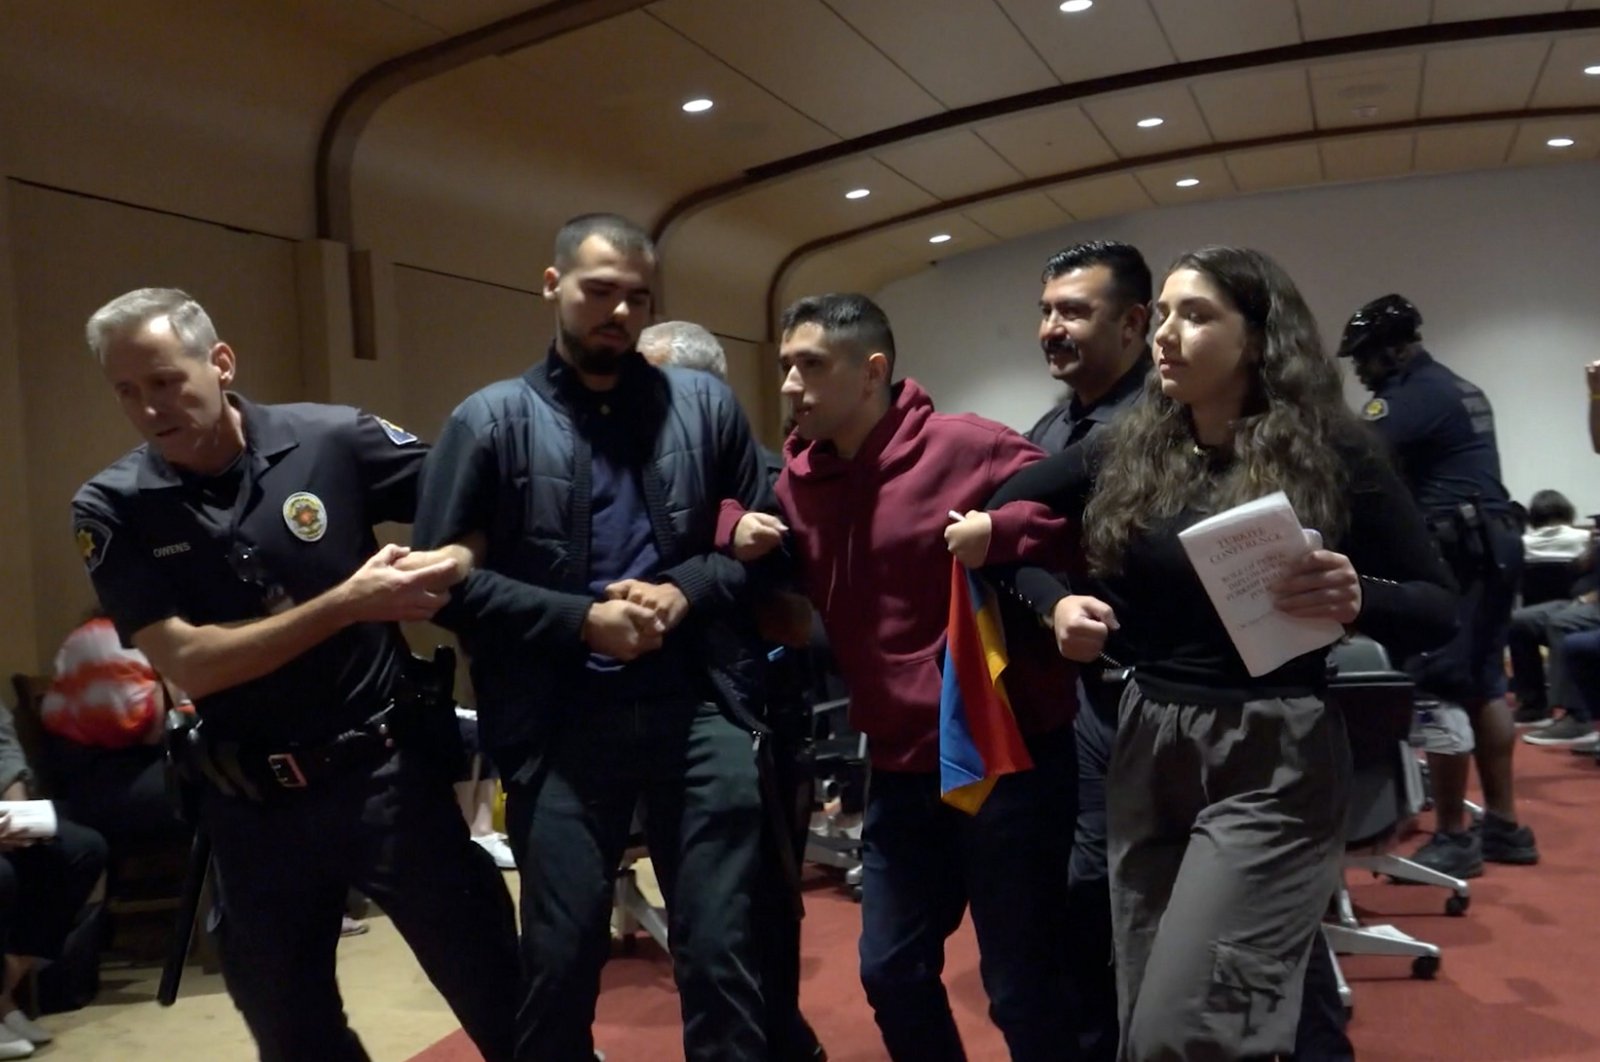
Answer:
[
  {"left": 1362, "top": 398, "right": 1389, "bottom": 421},
  {"left": 74, "top": 518, "right": 112, "bottom": 572},
  {"left": 282, "top": 492, "right": 328, "bottom": 542},
  {"left": 377, "top": 417, "right": 418, "bottom": 446}
]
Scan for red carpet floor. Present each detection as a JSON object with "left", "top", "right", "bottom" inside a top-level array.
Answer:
[{"left": 414, "top": 740, "right": 1599, "bottom": 1061}]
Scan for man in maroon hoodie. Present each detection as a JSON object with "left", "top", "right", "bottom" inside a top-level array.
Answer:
[{"left": 729, "top": 293, "right": 1081, "bottom": 1062}]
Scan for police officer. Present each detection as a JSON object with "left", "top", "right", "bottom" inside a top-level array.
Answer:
[
  {"left": 414, "top": 214, "right": 772, "bottom": 1062},
  {"left": 1029, "top": 241, "right": 1353, "bottom": 1062},
  {"left": 1341, "top": 294, "right": 1539, "bottom": 878},
  {"left": 72, "top": 288, "right": 519, "bottom": 1062},
  {"left": 640, "top": 320, "right": 826, "bottom": 1062}
]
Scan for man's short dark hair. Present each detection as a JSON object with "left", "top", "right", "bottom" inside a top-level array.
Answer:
[
  {"left": 553, "top": 213, "right": 656, "bottom": 269},
  {"left": 1528, "top": 489, "right": 1578, "bottom": 529},
  {"left": 779, "top": 293, "right": 896, "bottom": 377},
  {"left": 1040, "top": 240, "right": 1152, "bottom": 308}
]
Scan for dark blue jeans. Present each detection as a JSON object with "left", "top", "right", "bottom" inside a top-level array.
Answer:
[
  {"left": 1068, "top": 681, "right": 1119, "bottom": 1062},
  {"left": 858, "top": 725, "right": 1077, "bottom": 1062},
  {"left": 1559, "top": 628, "right": 1600, "bottom": 722},
  {"left": 505, "top": 696, "right": 766, "bottom": 1062}
]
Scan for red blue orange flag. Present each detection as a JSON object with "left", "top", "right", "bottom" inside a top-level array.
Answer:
[{"left": 939, "top": 560, "right": 1034, "bottom": 814}]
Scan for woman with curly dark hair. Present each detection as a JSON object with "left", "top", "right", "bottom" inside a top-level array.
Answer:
[{"left": 970, "top": 246, "right": 1460, "bottom": 1061}]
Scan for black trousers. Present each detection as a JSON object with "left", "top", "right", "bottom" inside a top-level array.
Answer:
[
  {"left": 0, "top": 819, "right": 108, "bottom": 961},
  {"left": 504, "top": 696, "right": 766, "bottom": 1062},
  {"left": 203, "top": 749, "right": 519, "bottom": 1062}
]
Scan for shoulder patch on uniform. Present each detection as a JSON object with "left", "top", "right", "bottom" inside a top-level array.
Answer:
[
  {"left": 75, "top": 518, "right": 113, "bottom": 573},
  {"left": 1362, "top": 398, "right": 1389, "bottom": 421},
  {"left": 376, "top": 417, "right": 418, "bottom": 446},
  {"left": 282, "top": 491, "right": 328, "bottom": 542}
]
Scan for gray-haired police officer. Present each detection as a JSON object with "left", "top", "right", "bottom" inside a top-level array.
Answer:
[
  {"left": 71, "top": 288, "right": 519, "bottom": 1062},
  {"left": 1341, "top": 293, "right": 1539, "bottom": 879}
]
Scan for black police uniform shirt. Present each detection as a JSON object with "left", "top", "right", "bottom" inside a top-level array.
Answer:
[
  {"left": 1026, "top": 350, "right": 1152, "bottom": 456},
  {"left": 1360, "top": 349, "right": 1510, "bottom": 512},
  {"left": 71, "top": 394, "right": 430, "bottom": 748}
]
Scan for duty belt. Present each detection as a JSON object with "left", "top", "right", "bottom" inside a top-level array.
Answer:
[{"left": 178, "top": 709, "right": 396, "bottom": 803}]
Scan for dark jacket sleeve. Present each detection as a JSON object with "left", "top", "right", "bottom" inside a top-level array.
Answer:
[
  {"left": 414, "top": 401, "right": 592, "bottom": 654},
  {"left": 659, "top": 384, "right": 774, "bottom": 617},
  {"left": 983, "top": 439, "right": 1098, "bottom": 618},
  {"left": 1340, "top": 434, "right": 1460, "bottom": 656}
]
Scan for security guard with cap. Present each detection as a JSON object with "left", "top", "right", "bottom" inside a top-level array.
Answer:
[
  {"left": 1340, "top": 293, "right": 1539, "bottom": 879},
  {"left": 71, "top": 288, "right": 519, "bottom": 1062}
]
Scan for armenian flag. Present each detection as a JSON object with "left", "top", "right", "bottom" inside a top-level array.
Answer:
[{"left": 939, "top": 561, "right": 1034, "bottom": 814}]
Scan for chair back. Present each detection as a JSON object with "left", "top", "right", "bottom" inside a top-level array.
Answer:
[{"left": 1326, "top": 638, "right": 1415, "bottom": 846}]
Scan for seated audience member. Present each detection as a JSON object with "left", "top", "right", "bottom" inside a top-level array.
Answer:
[
  {"left": 1509, "top": 552, "right": 1600, "bottom": 740},
  {"left": 1521, "top": 490, "right": 1590, "bottom": 565},
  {"left": 38, "top": 612, "right": 190, "bottom": 853},
  {"left": 1552, "top": 629, "right": 1600, "bottom": 753},
  {"left": 454, "top": 709, "right": 514, "bottom": 870},
  {"left": 1, "top": 702, "right": 109, "bottom": 1057},
  {"left": 983, "top": 247, "right": 1456, "bottom": 1061}
]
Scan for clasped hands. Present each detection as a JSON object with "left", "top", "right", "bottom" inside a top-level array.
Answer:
[{"left": 582, "top": 579, "right": 689, "bottom": 661}]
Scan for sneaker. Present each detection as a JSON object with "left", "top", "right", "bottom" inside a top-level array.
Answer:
[
  {"left": 0, "top": 1011, "right": 47, "bottom": 1046},
  {"left": 1407, "top": 829, "right": 1483, "bottom": 880},
  {"left": 1522, "top": 716, "right": 1596, "bottom": 746},
  {"left": 1481, "top": 813, "right": 1539, "bottom": 865},
  {"left": 339, "top": 915, "right": 369, "bottom": 937},
  {"left": 0, "top": 1025, "right": 31, "bottom": 1060},
  {"left": 1514, "top": 702, "right": 1553, "bottom": 727},
  {"left": 473, "top": 832, "right": 517, "bottom": 870}
]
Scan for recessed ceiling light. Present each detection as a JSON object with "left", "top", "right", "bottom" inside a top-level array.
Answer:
[
  {"left": 1352, "top": 104, "right": 1379, "bottom": 119},
  {"left": 1174, "top": 177, "right": 1200, "bottom": 188},
  {"left": 681, "top": 98, "right": 714, "bottom": 114},
  {"left": 1136, "top": 117, "right": 1165, "bottom": 129},
  {"left": 1547, "top": 137, "right": 1576, "bottom": 148},
  {"left": 1059, "top": 0, "right": 1093, "bottom": 12},
  {"left": 928, "top": 233, "right": 953, "bottom": 244},
  {"left": 1584, "top": 64, "right": 1600, "bottom": 76},
  {"left": 845, "top": 188, "right": 871, "bottom": 200}
]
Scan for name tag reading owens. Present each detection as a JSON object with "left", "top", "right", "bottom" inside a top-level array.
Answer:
[{"left": 1178, "top": 491, "right": 1343, "bottom": 677}]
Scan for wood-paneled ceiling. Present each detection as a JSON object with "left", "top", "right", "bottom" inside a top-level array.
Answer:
[{"left": 326, "top": 0, "right": 1600, "bottom": 332}]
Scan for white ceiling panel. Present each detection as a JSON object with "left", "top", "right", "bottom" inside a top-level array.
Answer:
[
  {"left": 1318, "top": 132, "right": 1416, "bottom": 181},
  {"left": 1506, "top": 116, "right": 1600, "bottom": 163},
  {"left": 991, "top": 0, "right": 1175, "bottom": 84},
  {"left": 1528, "top": 32, "right": 1600, "bottom": 107},
  {"left": 975, "top": 105, "right": 1119, "bottom": 179},
  {"left": 1224, "top": 143, "right": 1324, "bottom": 191},
  {"left": 1298, "top": 0, "right": 1431, "bottom": 40},
  {"left": 1045, "top": 173, "right": 1155, "bottom": 220},
  {"left": 1148, "top": 0, "right": 1302, "bottom": 62},
  {"left": 1133, "top": 155, "right": 1238, "bottom": 205},
  {"left": 873, "top": 131, "right": 1025, "bottom": 201},
  {"left": 649, "top": 0, "right": 942, "bottom": 138},
  {"left": 1430, "top": 0, "right": 1570, "bottom": 23},
  {"left": 1420, "top": 38, "right": 1551, "bottom": 117},
  {"left": 962, "top": 193, "right": 1073, "bottom": 240},
  {"left": 824, "top": 0, "right": 1057, "bottom": 108},
  {"left": 1084, "top": 84, "right": 1216, "bottom": 157},
  {"left": 1412, "top": 123, "right": 1517, "bottom": 171},
  {"left": 1309, "top": 53, "right": 1423, "bottom": 128},
  {"left": 1193, "top": 68, "right": 1316, "bottom": 141}
]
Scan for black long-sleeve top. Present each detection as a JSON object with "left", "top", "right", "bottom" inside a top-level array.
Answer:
[{"left": 987, "top": 429, "right": 1459, "bottom": 705}]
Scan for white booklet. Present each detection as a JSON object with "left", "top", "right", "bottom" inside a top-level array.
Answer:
[
  {"left": 0, "top": 799, "right": 58, "bottom": 840},
  {"left": 1177, "top": 491, "right": 1344, "bottom": 677}
]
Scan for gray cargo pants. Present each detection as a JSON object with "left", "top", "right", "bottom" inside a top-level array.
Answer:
[{"left": 1107, "top": 684, "right": 1351, "bottom": 1062}]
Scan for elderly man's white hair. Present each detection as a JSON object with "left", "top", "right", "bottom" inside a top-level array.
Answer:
[{"left": 639, "top": 320, "right": 727, "bottom": 381}]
